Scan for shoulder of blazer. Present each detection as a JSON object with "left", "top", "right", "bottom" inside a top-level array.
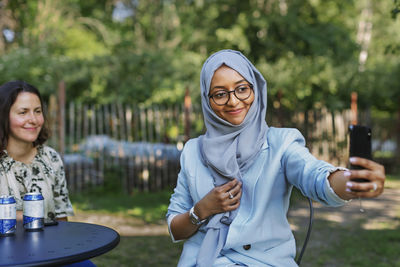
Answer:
[
  {"left": 267, "top": 127, "right": 306, "bottom": 151},
  {"left": 180, "top": 137, "right": 202, "bottom": 178}
]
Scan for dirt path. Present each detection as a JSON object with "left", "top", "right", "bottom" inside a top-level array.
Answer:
[
  {"left": 70, "top": 211, "right": 170, "bottom": 236},
  {"left": 70, "top": 187, "right": 400, "bottom": 237},
  {"left": 289, "top": 187, "right": 400, "bottom": 231}
]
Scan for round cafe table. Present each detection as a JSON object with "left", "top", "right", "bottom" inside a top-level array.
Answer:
[{"left": 0, "top": 221, "right": 120, "bottom": 267}]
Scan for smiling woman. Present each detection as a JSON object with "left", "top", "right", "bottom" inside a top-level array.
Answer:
[
  {"left": 0, "top": 81, "right": 97, "bottom": 267},
  {"left": 8, "top": 92, "right": 45, "bottom": 152},
  {"left": 0, "top": 81, "right": 49, "bottom": 161},
  {"left": 208, "top": 65, "right": 255, "bottom": 125},
  {"left": 166, "top": 50, "right": 386, "bottom": 267},
  {"left": 0, "top": 81, "right": 74, "bottom": 223}
]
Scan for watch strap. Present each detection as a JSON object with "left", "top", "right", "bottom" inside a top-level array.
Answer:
[{"left": 189, "top": 206, "right": 207, "bottom": 225}]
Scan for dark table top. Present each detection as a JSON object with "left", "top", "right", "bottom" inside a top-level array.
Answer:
[{"left": 0, "top": 221, "right": 120, "bottom": 267}]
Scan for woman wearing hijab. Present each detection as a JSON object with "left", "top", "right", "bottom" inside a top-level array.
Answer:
[{"left": 166, "top": 50, "right": 385, "bottom": 266}]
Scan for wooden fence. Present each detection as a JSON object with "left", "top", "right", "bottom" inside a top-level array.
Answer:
[
  {"left": 47, "top": 99, "right": 205, "bottom": 193},
  {"left": 46, "top": 98, "right": 356, "bottom": 193},
  {"left": 290, "top": 108, "right": 352, "bottom": 166}
]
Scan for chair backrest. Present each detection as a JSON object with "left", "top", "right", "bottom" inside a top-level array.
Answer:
[{"left": 295, "top": 197, "right": 314, "bottom": 266}]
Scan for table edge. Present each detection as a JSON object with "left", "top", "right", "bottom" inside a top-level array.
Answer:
[{"left": 4, "top": 222, "right": 121, "bottom": 267}]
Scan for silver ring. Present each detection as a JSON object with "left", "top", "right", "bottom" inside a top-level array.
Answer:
[
  {"left": 372, "top": 183, "right": 378, "bottom": 192},
  {"left": 228, "top": 191, "right": 234, "bottom": 199}
]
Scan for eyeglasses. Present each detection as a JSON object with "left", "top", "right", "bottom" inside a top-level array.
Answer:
[{"left": 208, "top": 84, "right": 253, "bottom": 106}]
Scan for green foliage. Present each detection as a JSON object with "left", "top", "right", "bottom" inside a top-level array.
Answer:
[
  {"left": 0, "top": 47, "right": 61, "bottom": 98},
  {"left": 0, "top": 0, "right": 399, "bottom": 114},
  {"left": 392, "top": 0, "right": 400, "bottom": 18}
]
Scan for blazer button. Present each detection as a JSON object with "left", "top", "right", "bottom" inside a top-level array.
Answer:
[{"left": 243, "top": 244, "right": 251, "bottom": 250}]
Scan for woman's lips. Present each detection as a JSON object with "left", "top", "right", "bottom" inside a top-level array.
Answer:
[
  {"left": 226, "top": 108, "right": 244, "bottom": 115},
  {"left": 23, "top": 127, "right": 39, "bottom": 131}
]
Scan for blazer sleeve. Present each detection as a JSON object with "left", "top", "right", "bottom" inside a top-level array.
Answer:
[
  {"left": 166, "top": 140, "right": 196, "bottom": 242},
  {"left": 281, "top": 129, "right": 347, "bottom": 207}
]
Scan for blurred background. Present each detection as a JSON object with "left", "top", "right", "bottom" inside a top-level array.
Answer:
[{"left": 1, "top": 0, "right": 399, "bottom": 266}]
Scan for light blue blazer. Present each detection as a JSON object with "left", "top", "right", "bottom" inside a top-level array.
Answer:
[{"left": 167, "top": 127, "right": 346, "bottom": 266}]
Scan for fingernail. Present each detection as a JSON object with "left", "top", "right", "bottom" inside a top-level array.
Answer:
[
  {"left": 349, "top": 157, "right": 356, "bottom": 163},
  {"left": 345, "top": 188, "right": 352, "bottom": 192},
  {"left": 344, "top": 171, "right": 351, "bottom": 177},
  {"left": 346, "top": 182, "right": 353, "bottom": 188}
]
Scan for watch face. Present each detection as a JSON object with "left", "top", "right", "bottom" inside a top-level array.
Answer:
[{"left": 190, "top": 216, "right": 199, "bottom": 225}]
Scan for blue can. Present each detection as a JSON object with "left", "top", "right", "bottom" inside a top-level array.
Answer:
[
  {"left": 0, "top": 195, "right": 17, "bottom": 236},
  {"left": 23, "top": 193, "right": 44, "bottom": 231}
]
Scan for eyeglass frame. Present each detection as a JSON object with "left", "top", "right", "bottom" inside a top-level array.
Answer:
[{"left": 208, "top": 83, "right": 254, "bottom": 106}]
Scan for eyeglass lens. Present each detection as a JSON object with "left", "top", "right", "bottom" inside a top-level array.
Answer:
[{"left": 210, "top": 85, "right": 252, "bottom": 105}]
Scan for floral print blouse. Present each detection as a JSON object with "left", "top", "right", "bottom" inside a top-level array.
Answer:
[{"left": 0, "top": 145, "right": 74, "bottom": 219}]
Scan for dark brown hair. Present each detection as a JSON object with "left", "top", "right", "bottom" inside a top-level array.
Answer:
[{"left": 0, "top": 81, "right": 49, "bottom": 156}]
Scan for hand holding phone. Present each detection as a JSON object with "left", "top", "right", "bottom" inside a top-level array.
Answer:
[
  {"left": 347, "top": 125, "right": 384, "bottom": 211},
  {"left": 349, "top": 125, "right": 372, "bottom": 183}
]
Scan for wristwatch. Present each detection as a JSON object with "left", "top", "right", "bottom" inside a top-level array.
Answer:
[{"left": 189, "top": 206, "right": 207, "bottom": 225}]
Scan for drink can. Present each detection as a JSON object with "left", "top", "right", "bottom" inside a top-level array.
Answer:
[
  {"left": 0, "top": 195, "right": 17, "bottom": 236},
  {"left": 23, "top": 193, "right": 44, "bottom": 231}
]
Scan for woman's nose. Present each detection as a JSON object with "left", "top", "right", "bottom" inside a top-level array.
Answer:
[
  {"left": 226, "top": 92, "right": 240, "bottom": 106},
  {"left": 27, "top": 113, "right": 38, "bottom": 124}
]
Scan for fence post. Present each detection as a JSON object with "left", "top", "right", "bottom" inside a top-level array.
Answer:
[
  {"left": 397, "top": 98, "right": 400, "bottom": 170},
  {"left": 184, "top": 87, "right": 191, "bottom": 142},
  {"left": 58, "top": 81, "right": 66, "bottom": 157},
  {"left": 351, "top": 92, "right": 358, "bottom": 125},
  {"left": 276, "top": 89, "right": 284, "bottom": 127}
]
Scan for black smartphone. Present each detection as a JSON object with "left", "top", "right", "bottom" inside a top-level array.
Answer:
[
  {"left": 349, "top": 124, "right": 372, "bottom": 182},
  {"left": 44, "top": 218, "right": 59, "bottom": 226}
]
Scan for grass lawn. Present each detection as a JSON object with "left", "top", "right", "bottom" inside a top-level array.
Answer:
[
  {"left": 71, "top": 188, "right": 173, "bottom": 224},
  {"left": 291, "top": 175, "right": 400, "bottom": 267},
  {"left": 91, "top": 236, "right": 183, "bottom": 266},
  {"left": 70, "top": 187, "right": 182, "bottom": 266},
  {"left": 70, "top": 175, "right": 400, "bottom": 267},
  {"left": 296, "top": 216, "right": 400, "bottom": 267}
]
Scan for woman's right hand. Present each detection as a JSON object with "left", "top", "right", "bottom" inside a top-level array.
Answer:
[
  {"left": 195, "top": 178, "right": 242, "bottom": 220},
  {"left": 169, "top": 178, "right": 242, "bottom": 241}
]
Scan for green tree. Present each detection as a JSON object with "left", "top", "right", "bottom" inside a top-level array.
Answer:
[
  {"left": 0, "top": 0, "right": 398, "bottom": 115},
  {"left": 392, "top": 0, "right": 400, "bottom": 18}
]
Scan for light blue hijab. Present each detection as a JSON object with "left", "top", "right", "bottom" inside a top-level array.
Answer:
[{"left": 197, "top": 50, "right": 268, "bottom": 266}]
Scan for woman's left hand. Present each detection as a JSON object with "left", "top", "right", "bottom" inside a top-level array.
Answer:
[{"left": 344, "top": 157, "right": 386, "bottom": 198}]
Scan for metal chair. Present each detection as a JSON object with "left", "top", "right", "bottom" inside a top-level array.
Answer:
[{"left": 295, "top": 197, "right": 314, "bottom": 266}]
